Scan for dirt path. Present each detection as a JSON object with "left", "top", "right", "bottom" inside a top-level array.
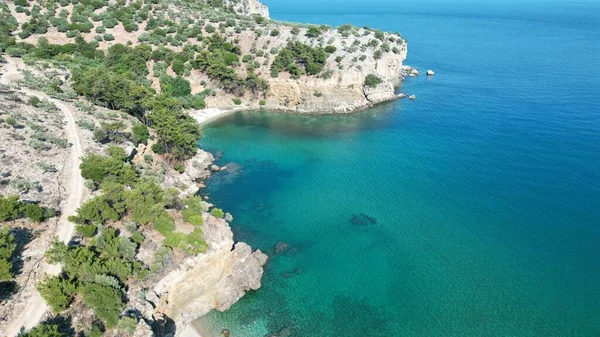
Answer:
[{"left": 2, "top": 59, "right": 86, "bottom": 336}]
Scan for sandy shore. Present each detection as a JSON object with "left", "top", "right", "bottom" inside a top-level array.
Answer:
[{"left": 191, "top": 107, "right": 249, "bottom": 126}]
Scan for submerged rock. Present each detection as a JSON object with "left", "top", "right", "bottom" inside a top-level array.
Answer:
[
  {"left": 350, "top": 213, "right": 378, "bottom": 226},
  {"left": 274, "top": 241, "right": 290, "bottom": 254}
]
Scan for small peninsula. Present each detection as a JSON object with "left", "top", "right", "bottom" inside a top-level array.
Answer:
[{"left": 0, "top": 0, "right": 410, "bottom": 336}]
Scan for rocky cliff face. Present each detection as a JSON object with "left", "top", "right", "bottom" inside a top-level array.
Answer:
[
  {"left": 146, "top": 214, "right": 267, "bottom": 333},
  {"left": 204, "top": 24, "right": 409, "bottom": 113},
  {"left": 263, "top": 50, "right": 407, "bottom": 113}
]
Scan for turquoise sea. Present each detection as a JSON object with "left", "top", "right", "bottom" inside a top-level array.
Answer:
[{"left": 197, "top": 0, "right": 600, "bottom": 336}]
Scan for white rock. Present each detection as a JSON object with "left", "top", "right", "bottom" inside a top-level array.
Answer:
[
  {"left": 409, "top": 95, "right": 416, "bottom": 100},
  {"left": 427, "top": 70, "right": 435, "bottom": 76}
]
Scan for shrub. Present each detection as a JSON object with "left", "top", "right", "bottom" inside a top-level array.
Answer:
[
  {"left": 232, "top": 98, "right": 242, "bottom": 105},
  {"left": 6, "top": 117, "right": 17, "bottom": 127},
  {"left": 271, "top": 42, "right": 328, "bottom": 78},
  {"left": 36, "top": 276, "right": 77, "bottom": 312},
  {"left": 160, "top": 76, "right": 191, "bottom": 97},
  {"left": 126, "top": 180, "right": 166, "bottom": 225},
  {"left": 20, "top": 324, "right": 66, "bottom": 337},
  {"left": 373, "top": 50, "right": 382, "bottom": 60},
  {"left": 79, "top": 153, "right": 138, "bottom": 185},
  {"left": 306, "top": 26, "right": 321, "bottom": 38},
  {"left": 76, "top": 224, "right": 98, "bottom": 237},
  {"left": 0, "top": 195, "right": 56, "bottom": 223},
  {"left": 210, "top": 208, "right": 224, "bottom": 218},
  {"left": 130, "top": 232, "right": 144, "bottom": 244},
  {"left": 259, "top": 99, "right": 266, "bottom": 106},
  {"left": 171, "top": 59, "right": 185, "bottom": 75},
  {"left": 153, "top": 212, "right": 175, "bottom": 235},
  {"left": 182, "top": 196, "right": 203, "bottom": 225},
  {"left": 117, "top": 316, "right": 138, "bottom": 334},
  {"left": 0, "top": 228, "right": 16, "bottom": 281},
  {"left": 103, "top": 33, "right": 115, "bottom": 41},
  {"left": 132, "top": 124, "right": 149, "bottom": 145},
  {"left": 174, "top": 163, "right": 185, "bottom": 173},
  {"left": 151, "top": 143, "right": 164, "bottom": 154},
  {"left": 81, "top": 282, "right": 124, "bottom": 328},
  {"left": 324, "top": 45, "right": 337, "bottom": 53},
  {"left": 28, "top": 96, "right": 41, "bottom": 107},
  {"left": 364, "top": 74, "right": 383, "bottom": 87}
]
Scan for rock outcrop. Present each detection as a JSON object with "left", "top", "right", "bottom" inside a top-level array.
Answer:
[
  {"left": 162, "top": 149, "right": 215, "bottom": 198},
  {"left": 224, "top": 0, "right": 269, "bottom": 18},
  {"left": 150, "top": 214, "right": 268, "bottom": 332}
]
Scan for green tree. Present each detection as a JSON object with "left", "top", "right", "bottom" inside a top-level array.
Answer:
[
  {"left": 21, "top": 324, "right": 65, "bottom": 337},
  {"left": 147, "top": 95, "right": 200, "bottom": 161},
  {"left": 160, "top": 76, "right": 191, "bottom": 97},
  {"left": 81, "top": 282, "right": 124, "bottom": 328},
  {"left": 0, "top": 227, "right": 16, "bottom": 281},
  {"left": 364, "top": 74, "right": 383, "bottom": 88},
  {"left": 36, "top": 276, "right": 77, "bottom": 312},
  {"left": 131, "top": 124, "right": 149, "bottom": 145}
]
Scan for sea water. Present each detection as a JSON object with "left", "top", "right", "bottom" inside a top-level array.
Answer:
[{"left": 196, "top": 0, "right": 600, "bottom": 335}]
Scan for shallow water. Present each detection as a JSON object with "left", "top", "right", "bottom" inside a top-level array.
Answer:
[{"left": 196, "top": 1, "right": 600, "bottom": 336}]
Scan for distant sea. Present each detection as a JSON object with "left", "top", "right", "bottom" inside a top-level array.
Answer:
[{"left": 196, "top": 0, "right": 600, "bottom": 335}]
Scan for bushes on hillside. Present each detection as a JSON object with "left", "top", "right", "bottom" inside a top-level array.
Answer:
[
  {"left": 147, "top": 95, "right": 200, "bottom": 161},
  {"left": 20, "top": 324, "right": 66, "bottom": 337},
  {"left": 72, "top": 67, "right": 150, "bottom": 110},
  {"left": 81, "top": 282, "right": 123, "bottom": 328},
  {"left": 271, "top": 42, "right": 328, "bottom": 78},
  {"left": 0, "top": 195, "right": 57, "bottom": 222},
  {"left": 131, "top": 124, "right": 149, "bottom": 145},
  {"left": 36, "top": 276, "right": 77, "bottom": 312},
  {"left": 364, "top": 74, "right": 383, "bottom": 88},
  {"left": 160, "top": 76, "right": 191, "bottom": 97},
  {"left": 79, "top": 150, "right": 137, "bottom": 185}
]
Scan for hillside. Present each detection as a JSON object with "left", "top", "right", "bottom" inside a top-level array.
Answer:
[{"left": 2, "top": 0, "right": 408, "bottom": 113}]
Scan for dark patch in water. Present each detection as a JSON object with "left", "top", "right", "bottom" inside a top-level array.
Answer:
[{"left": 350, "top": 213, "right": 378, "bottom": 226}]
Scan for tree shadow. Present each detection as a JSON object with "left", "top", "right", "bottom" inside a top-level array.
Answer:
[
  {"left": 151, "top": 312, "right": 176, "bottom": 337},
  {"left": 41, "top": 315, "right": 77, "bottom": 337},
  {"left": 11, "top": 227, "right": 34, "bottom": 277}
]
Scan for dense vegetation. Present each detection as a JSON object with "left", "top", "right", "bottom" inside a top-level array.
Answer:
[{"left": 36, "top": 148, "right": 207, "bottom": 328}]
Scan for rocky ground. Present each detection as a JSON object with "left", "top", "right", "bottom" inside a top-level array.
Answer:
[{"left": 0, "top": 57, "right": 267, "bottom": 336}]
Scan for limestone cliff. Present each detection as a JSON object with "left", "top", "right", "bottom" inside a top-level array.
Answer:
[
  {"left": 203, "top": 24, "right": 409, "bottom": 113},
  {"left": 145, "top": 214, "right": 267, "bottom": 334}
]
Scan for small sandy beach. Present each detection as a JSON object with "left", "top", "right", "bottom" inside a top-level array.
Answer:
[{"left": 191, "top": 107, "right": 249, "bottom": 126}]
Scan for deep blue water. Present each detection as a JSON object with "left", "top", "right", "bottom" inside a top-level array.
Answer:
[{"left": 196, "top": 1, "right": 600, "bottom": 336}]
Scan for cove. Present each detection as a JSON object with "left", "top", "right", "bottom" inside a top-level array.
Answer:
[{"left": 195, "top": 0, "right": 600, "bottom": 336}]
